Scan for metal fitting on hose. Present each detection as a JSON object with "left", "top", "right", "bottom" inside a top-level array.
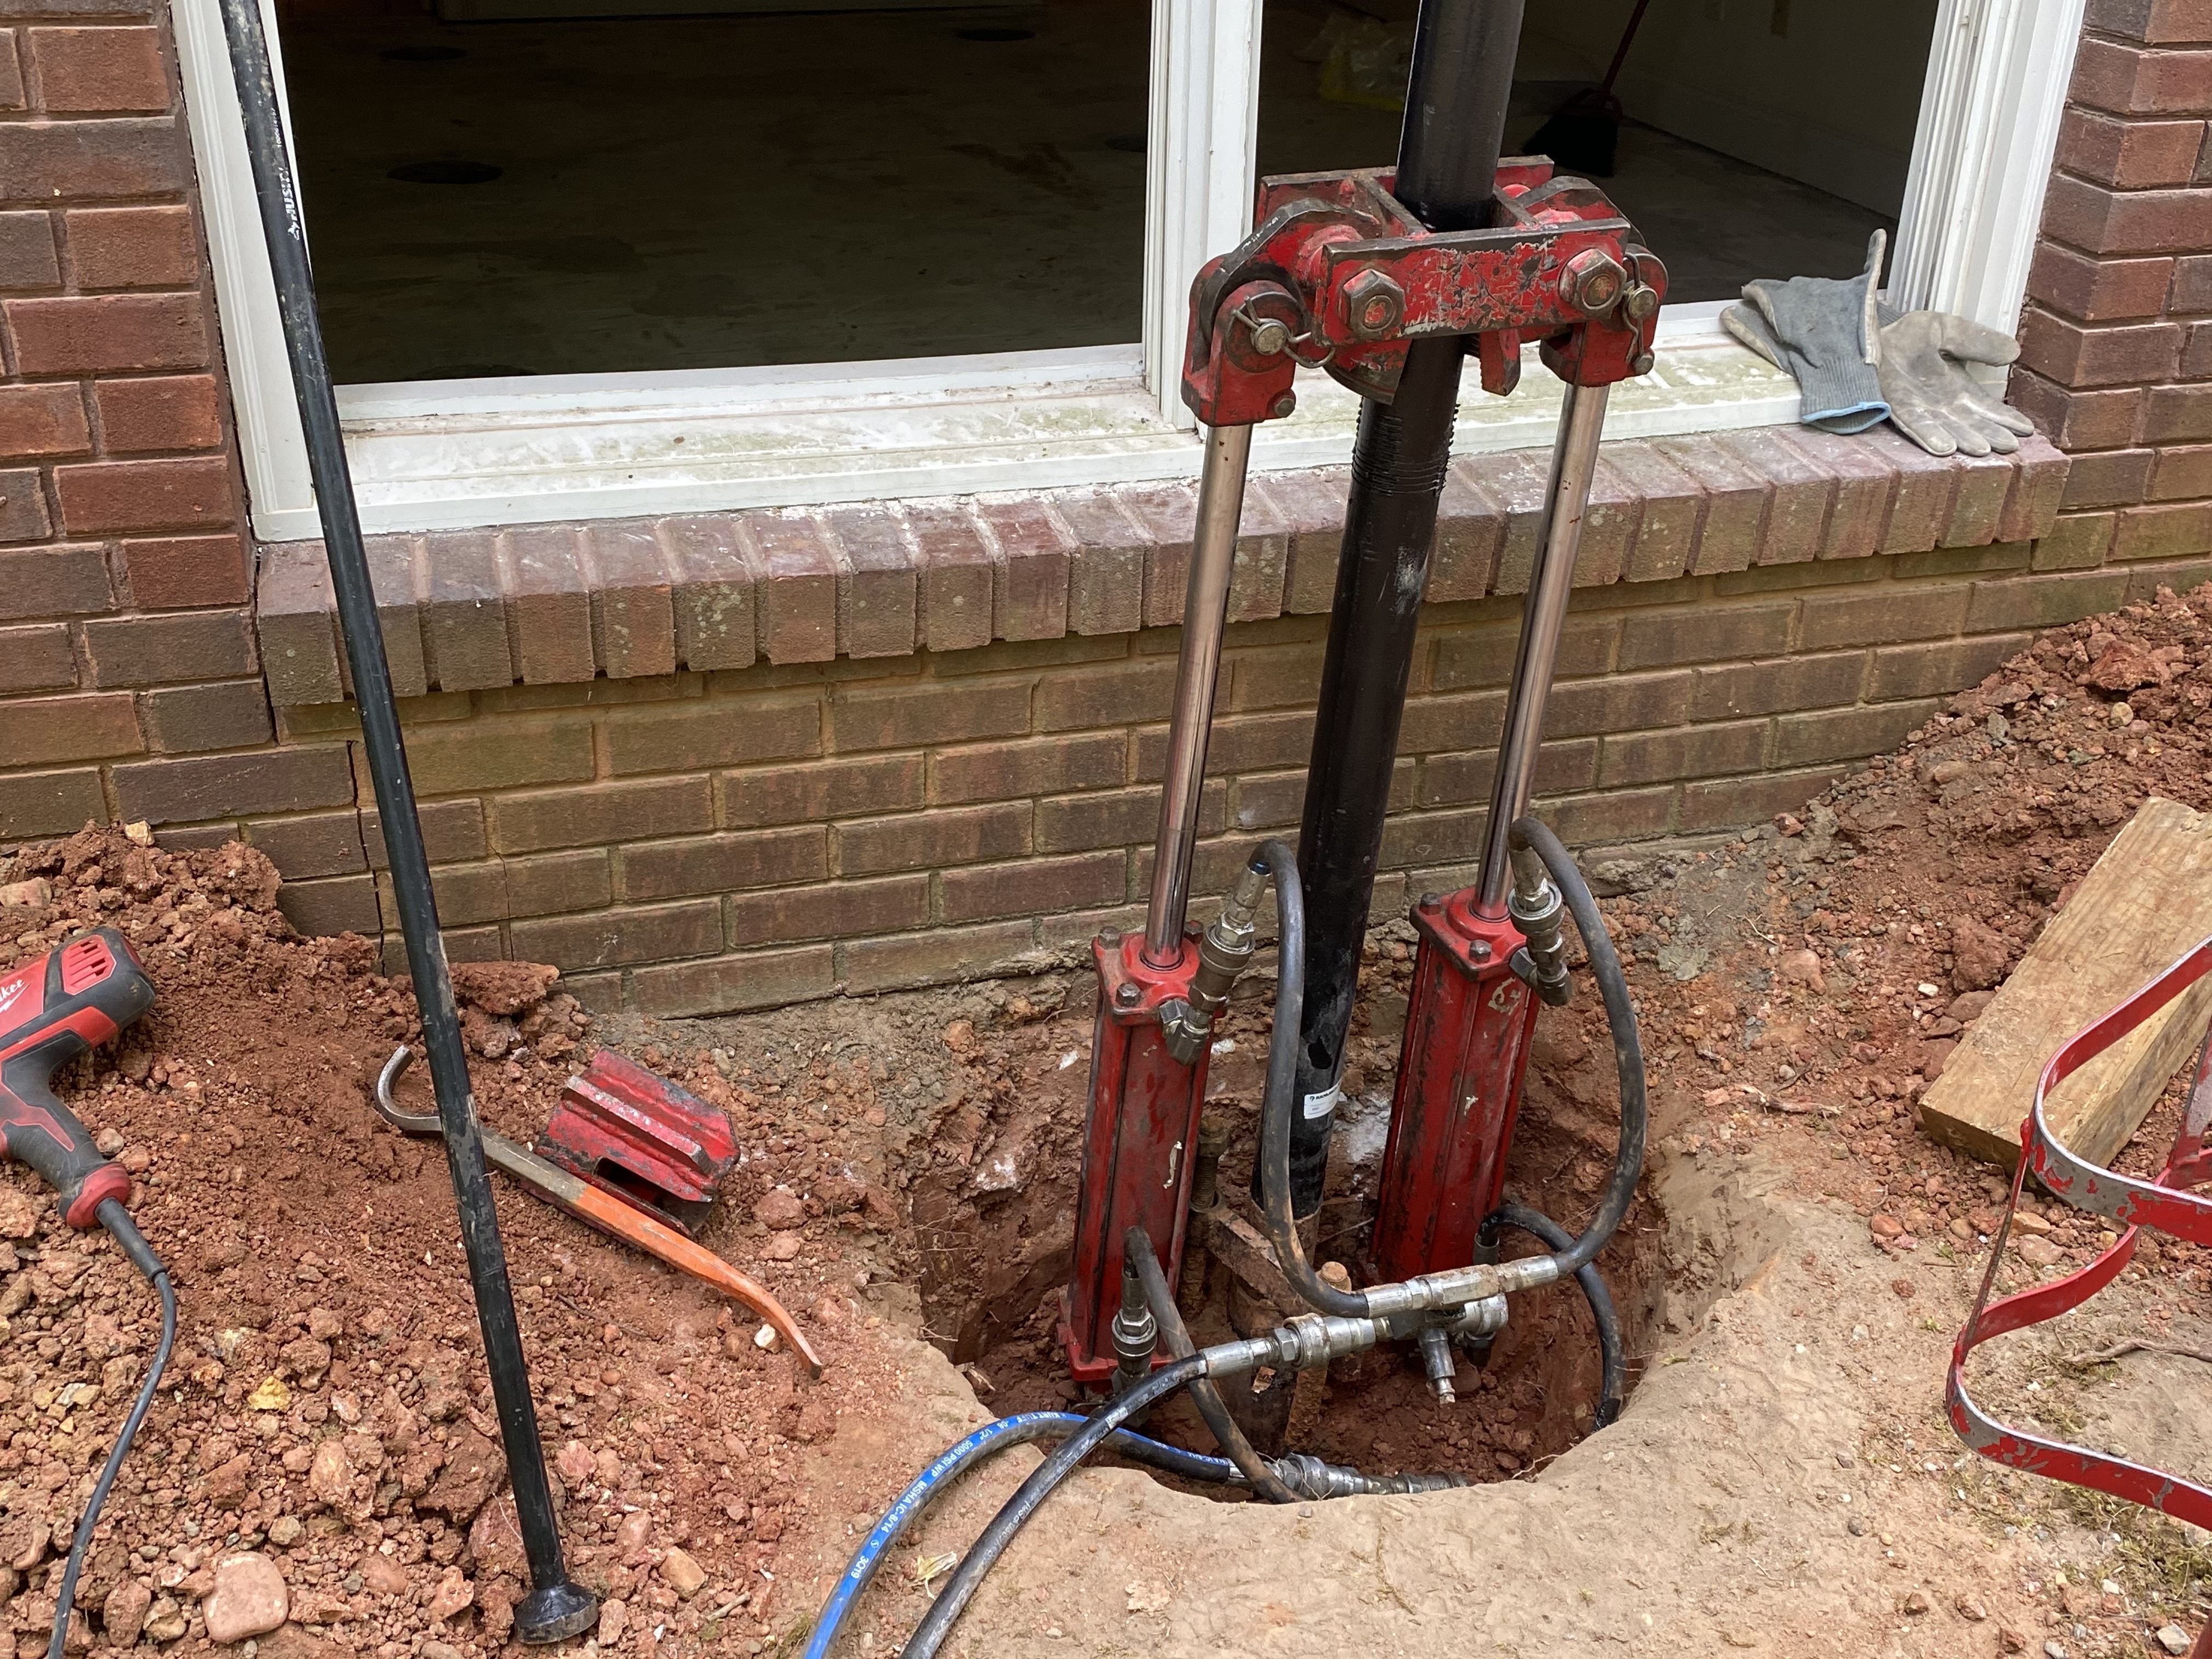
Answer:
[
  {"left": 1160, "top": 861, "right": 1269, "bottom": 1064},
  {"left": 1506, "top": 843, "right": 1572, "bottom": 1008},
  {"left": 1110, "top": 1258, "right": 1159, "bottom": 1397},
  {"left": 1269, "top": 1454, "right": 1468, "bottom": 1499},
  {"left": 1417, "top": 1326, "right": 1458, "bottom": 1404}
]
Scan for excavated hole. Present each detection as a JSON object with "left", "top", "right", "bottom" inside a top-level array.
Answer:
[{"left": 902, "top": 969, "right": 1684, "bottom": 1492}]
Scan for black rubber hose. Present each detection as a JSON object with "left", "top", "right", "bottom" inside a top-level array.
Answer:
[
  {"left": 901, "top": 1356, "right": 1208, "bottom": 1659},
  {"left": 1508, "top": 816, "right": 1646, "bottom": 1277},
  {"left": 1251, "top": 840, "right": 1372, "bottom": 1318},
  {"left": 1480, "top": 1203, "right": 1624, "bottom": 1429},
  {"left": 1123, "top": 1227, "right": 1304, "bottom": 1504},
  {"left": 51, "top": 1205, "right": 177, "bottom": 1659}
]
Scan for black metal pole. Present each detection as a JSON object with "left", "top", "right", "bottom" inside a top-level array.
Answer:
[
  {"left": 208, "top": 2, "right": 596, "bottom": 1641},
  {"left": 1274, "top": 0, "right": 1527, "bottom": 1217}
]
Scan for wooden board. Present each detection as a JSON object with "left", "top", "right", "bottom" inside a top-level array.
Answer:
[{"left": 1920, "top": 797, "right": 2212, "bottom": 1171}]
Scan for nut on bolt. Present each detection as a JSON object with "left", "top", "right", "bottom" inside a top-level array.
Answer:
[
  {"left": 1343, "top": 268, "right": 1406, "bottom": 341},
  {"left": 1559, "top": 249, "right": 1628, "bottom": 318}
]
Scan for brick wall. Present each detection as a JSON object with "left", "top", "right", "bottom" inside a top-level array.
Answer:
[
  {"left": 0, "top": 0, "right": 263, "bottom": 839},
  {"left": 2015, "top": 0, "right": 2212, "bottom": 567}
]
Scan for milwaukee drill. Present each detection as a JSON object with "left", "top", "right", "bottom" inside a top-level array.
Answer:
[{"left": 0, "top": 925, "right": 175, "bottom": 1659}]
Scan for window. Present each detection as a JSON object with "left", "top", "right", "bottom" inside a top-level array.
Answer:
[{"left": 175, "top": 0, "right": 2086, "bottom": 540}]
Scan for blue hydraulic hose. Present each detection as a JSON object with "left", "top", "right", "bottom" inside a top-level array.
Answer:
[{"left": 804, "top": 1412, "right": 1235, "bottom": 1659}]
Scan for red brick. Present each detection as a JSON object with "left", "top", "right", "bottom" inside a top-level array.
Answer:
[
  {"left": 1597, "top": 720, "right": 1768, "bottom": 788},
  {"left": 121, "top": 532, "right": 244, "bottom": 611},
  {"left": 81, "top": 606, "right": 252, "bottom": 686},
  {"left": 360, "top": 797, "right": 486, "bottom": 867},
  {"left": 495, "top": 524, "right": 592, "bottom": 685},
  {"left": 1678, "top": 766, "right": 1847, "bottom": 833},
  {"left": 2042, "top": 173, "right": 2212, "bottom": 255},
  {"left": 0, "top": 120, "right": 184, "bottom": 201},
  {"left": 2033, "top": 512, "right": 2118, "bottom": 569},
  {"left": 511, "top": 900, "right": 723, "bottom": 972},
  {"left": 1543, "top": 670, "right": 1691, "bottom": 738},
  {"left": 1774, "top": 427, "right": 1897, "bottom": 560},
  {"left": 583, "top": 521, "right": 677, "bottom": 681},
  {"left": 1866, "top": 634, "right": 2033, "bottom": 701},
  {"left": 279, "top": 874, "right": 380, "bottom": 938},
  {"left": 1689, "top": 652, "right": 1867, "bottom": 720},
  {"left": 2090, "top": 0, "right": 2212, "bottom": 44},
  {"left": 2056, "top": 108, "right": 2205, "bottom": 186},
  {"left": 1414, "top": 741, "right": 1595, "bottom": 807},
  {"left": 726, "top": 877, "right": 928, "bottom": 946},
  {"left": 241, "top": 811, "right": 365, "bottom": 879},
  {"left": 420, "top": 530, "right": 514, "bottom": 691},
  {"left": 2061, "top": 445, "right": 2157, "bottom": 507},
  {"left": 0, "top": 382, "right": 82, "bottom": 460},
  {"left": 1722, "top": 429, "right": 1833, "bottom": 565},
  {"left": 1034, "top": 656, "right": 1175, "bottom": 732},
  {"left": 8, "top": 293, "right": 206, "bottom": 374},
  {"left": 2146, "top": 381, "right": 2212, "bottom": 441},
  {"left": 617, "top": 827, "right": 826, "bottom": 901},
  {"left": 2028, "top": 241, "right": 2176, "bottom": 319},
  {"left": 54, "top": 455, "right": 229, "bottom": 534},
  {"left": 1857, "top": 427, "right": 1959, "bottom": 554},
  {"left": 1431, "top": 614, "right": 1617, "bottom": 688},
  {"left": 1036, "top": 780, "right": 1222, "bottom": 853},
  {"left": 905, "top": 502, "right": 994, "bottom": 653},
  {"left": 0, "top": 620, "right": 71, "bottom": 691},
  {"left": 488, "top": 778, "right": 713, "bottom": 854},
  {"left": 2187, "top": 318, "right": 2212, "bottom": 375},
  {"left": 30, "top": 26, "right": 163, "bottom": 111},
  {"left": 2019, "top": 308, "right": 2181, "bottom": 385},
  {"left": 92, "top": 374, "right": 219, "bottom": 453},
  {"left": 743, "top": 511, "right": 836, "bottom": 665},
  {"left": 818, "top": 504, "right": 917, "bottom": 659},
  {"left": 1476, "top": 447, "right": 1557, "bottom": 595},
  {"left": 1603, "top": 441, "right": 1700, "bottom": 581},
  {"left": 631, "top": 946, "right": 835, "bottom": 1017},
  {"left": 831, "top": 676, "right": 1028, "bottom": 751},
  {"left": 2008, "top": 369, "right": 2144, "bottom": 449},
  {"left": 1430, "top": 461, "right": 1504, "bottom": 600},
  {"left": 657, "top": 514, "right": 755, "bottom": 672},
  {"left": 976, "top": 496, "right": 1073, "bottom": 642},
  {"left": 63, "top": 204, "right": 193, "bottom": 289},
  {"left": 1118, "top": 482, "right": 1199, "bottom": 628},
  {"left": 0, "top": 542, "right": 106, "bottom": 616},
  {"left": 939, "top": 850, "right": 1124, "bottom": 923},
  {"left": 2151, "top": 442, "right": 2212, "bottom": 498},
  {"left": 0, "top": 765, "right": 100, "bottom": 837},
  {"left": 1262, "top": 470, "right": 1349, "bottom": 613},
  {"left": 2000, "top": 436, "right": 2073, "bottom": 544},
  {"left": 111, "top": 743, "right": 352, "bottom": 823},
  {"left": 604, "top": 695, "right": 820, "bottom": 775},
  {"left": 2072, "top": 37, "right": 2212, "bottom": 114},
  {"left": 2115, "top": 498, "right": 2212, "bottom": 558},
  {"left": 1055, "top": 489, "right": 1147, "bottom": 635},
  {"left": 1223, "top": 483, "right": 1290, "bottom": 622},
  {"left": 836, "top": 802, "right": 1029, "bottom": 877},
  {"left": 1655, "top": 437, "right": 1768, "bottom": 574},
  {"left": 720, "top": 753, "right": 922, "bottom": 826},
  {"left": 0, "top": 687, "right": 138, "bottom": 764},
  {"left": 0, "top": 465, "right": 51, "bottom": 542},
  {"left": 136, "top": 678, "right": 269, "bottom": 752},
  {"left": 929, "top": 732, "right": 1124, "bottom": 804},
  {"left": 1799, "top": 584, "right": 1971, "bottom": 648},
  {"left": 0, "top": 211, "right": 55, "bottom": 287},
  {"left": 399, "top": 715, "right": 594, "bottom": 796},
  {"left": 1618, "top": 602, "right": 1792, "bottom": 668},
  {"left": 837, "top": 919, "right": 1034, "bottom": 995}
]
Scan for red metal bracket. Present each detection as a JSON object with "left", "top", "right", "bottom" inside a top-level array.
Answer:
[
  {"left": 538, "top": 1049, "right": 738, "bottom": 1238},
  {"left": 1182, "top": 160, "right": 1667, "bottom": 428},
  {"left": 1949, "top": 935, "right": 2212, "bottom": 1655}
]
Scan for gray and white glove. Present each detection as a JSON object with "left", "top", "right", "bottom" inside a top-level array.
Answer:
[
  {"left": 1722, "top": 229, "right": 1887, "bottom": 435},
  {"left": 1875, "top": 310, "right": 2038, "bottom": 458}
]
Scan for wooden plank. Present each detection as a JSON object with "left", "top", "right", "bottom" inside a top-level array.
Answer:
[{"left": 1920, "top": 797, "right": 2212, "bottom": 1171}]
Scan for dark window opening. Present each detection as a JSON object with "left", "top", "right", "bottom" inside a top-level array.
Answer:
[{"left": 279, "top": 0, "right": 1150, "bottom": 383}]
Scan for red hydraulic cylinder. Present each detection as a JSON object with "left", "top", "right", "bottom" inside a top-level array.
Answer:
[
  {"left": 1059, "top": 930, "right": 1211, "bottom": 1384},
  {"left": 1370, "top": 889, "right": 1542, "bottom": 1284}
]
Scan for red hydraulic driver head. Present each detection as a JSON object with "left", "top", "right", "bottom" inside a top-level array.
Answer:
[{"left": 537, "top": 1049, "right": 737, "bottom": 1237}]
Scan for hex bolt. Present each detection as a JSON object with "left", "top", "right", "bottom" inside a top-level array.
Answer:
[
  {"left": 1115, "top": 983, "right": 1141, "bottom": 1008},
  {"left": 1342, "top": 269, "right": 1406, "bottom": 341},
  {"left": 1271, "top": 392, "right": 1298, "bottom": 420},
  {"left": 1559, "top": 249, "right": 1627, "bottom": 318}
]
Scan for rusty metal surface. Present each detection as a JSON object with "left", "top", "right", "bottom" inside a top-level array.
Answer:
[{"left": 1948, "top": 936, "right": 2212, "bottom": 1535}]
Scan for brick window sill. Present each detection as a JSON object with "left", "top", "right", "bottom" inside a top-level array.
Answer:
[{"left": 255, "top": 425, "right": 2069, "bottom": 709}]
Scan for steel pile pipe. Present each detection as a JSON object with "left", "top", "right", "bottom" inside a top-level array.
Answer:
[
  {"left": 206, "top": 0, "right": 596, "bottom": 1639},
  {"left": 1279, "top": 0, "right": 1531, "bottom": 1216}
]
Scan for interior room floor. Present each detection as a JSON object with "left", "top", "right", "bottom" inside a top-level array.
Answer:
[{"left": 281, "top": 2, "right": 1897, "bottom": 385}]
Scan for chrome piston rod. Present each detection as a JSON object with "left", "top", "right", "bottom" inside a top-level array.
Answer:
[
  {"left": 1475, "top": 380, "right": 1612, "bottom": 917},
  {"left": 1143, "top": 421, "right": 1253, "bottom": 966}
]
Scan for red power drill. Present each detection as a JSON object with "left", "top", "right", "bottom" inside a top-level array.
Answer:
[
  {"left": 0, "top": 928, "right": 154, "bottom": 1229},
  {"left": 0, "top": 926, "right": 173, "bottom": 1659}
]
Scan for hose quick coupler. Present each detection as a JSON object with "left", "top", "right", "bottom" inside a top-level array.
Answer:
[
  {"left": 1506, "top": 847, "right": 1573, "bottom": 1008},
  {"left": 1268, "top": 1454, "right": 1465, "bottom": 1500},
  {"left": 1160, "top": 860, "right": 1270, "bottom": 1064},
  {"left": 1110, "top": 1259, "right": 1159, "bottom": 1396}
]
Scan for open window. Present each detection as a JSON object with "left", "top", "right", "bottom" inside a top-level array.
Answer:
[{"left": 173, "top": 0, "right": 2086, "bottom": 539}]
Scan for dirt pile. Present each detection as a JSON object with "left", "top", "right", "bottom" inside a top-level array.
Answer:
[{"left": 0, "top": 825, "right": 901, "bottom": 1659}]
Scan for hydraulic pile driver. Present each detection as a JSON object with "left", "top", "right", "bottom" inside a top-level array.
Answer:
[
  {"left": 810, "top": 0, "right": 1660, "bottom": 1651},
  {"left": 1060, "top": 7, "right": 1663, "bottom": 1390}
]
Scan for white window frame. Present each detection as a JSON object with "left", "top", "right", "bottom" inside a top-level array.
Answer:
[{"left": 173, "top": 0, "right": 2084, "bottom": 542}]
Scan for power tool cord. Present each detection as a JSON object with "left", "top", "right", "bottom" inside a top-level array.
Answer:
[{"left": 49, "top": 1200, "right": 176, "bottom": 1659}]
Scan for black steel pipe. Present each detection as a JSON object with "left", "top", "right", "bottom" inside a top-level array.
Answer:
[
  {"left": 1276, "top": 0, "right": 1528, "bottom": 1216},
  {"left": 206, "top": 2, "right": 596, "bottom": 1641}
]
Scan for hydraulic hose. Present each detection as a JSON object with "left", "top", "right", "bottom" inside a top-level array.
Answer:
[
  {"left": 1480, "top": 1203, "right": 1624, "bottom": 1430},
  {"left": 52, "top": 1204, "right": 176, "bottom": 1659},
  {"left": 1508, "top": 816, "right": 1647, "bottom": 1279},
  {"left": 1257, "top": 817, "right": 1646, "bottom": 1317},
  {"left": 1124, "top": 1227, "right": 1304, "bottom": 1503},
  {"left": 803, "top": 1411, "right": 1237, "bottom": 1659},
  {"left": 900, "top": 1356, "right": 1209, "bottom": 1659}
]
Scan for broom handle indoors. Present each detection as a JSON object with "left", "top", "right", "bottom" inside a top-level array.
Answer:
[{"left": 1600, "top": 0, "right": 1655, "bottom": 94}]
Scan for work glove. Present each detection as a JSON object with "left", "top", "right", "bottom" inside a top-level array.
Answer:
[
  {"left": 1875, "top": 310, "right": 2038, "bottom": 458},
  {"left": 1722, "top": 229, "right": 1887, "bottom": 435}
]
